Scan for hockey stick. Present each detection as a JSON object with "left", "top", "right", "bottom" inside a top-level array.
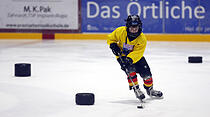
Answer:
[
  {"left": 118, "top": 54, "right": 138, "bottom": 90},
  {"left": 117, "top": 53, "right": 144, "bottom": 108}
]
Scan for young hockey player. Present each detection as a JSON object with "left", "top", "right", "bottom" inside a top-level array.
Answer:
[{"left": 107, "top": 15, "right": 163, "bottom": 100}]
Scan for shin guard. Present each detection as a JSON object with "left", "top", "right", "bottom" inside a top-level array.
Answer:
[
  {"left": 127, "top": 72, "right": 139, "bottom": 90},
  {"left": 143, "top": 76, "right": 153, "bottom": 89}
]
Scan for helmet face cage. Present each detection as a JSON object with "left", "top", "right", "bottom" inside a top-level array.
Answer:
[{"left": 125, "top": 15, "right": 142, "bottom": 38}]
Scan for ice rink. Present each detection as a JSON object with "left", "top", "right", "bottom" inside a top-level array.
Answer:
[{"left": 0, "top": 39, "right": 210, "bottom": 117}]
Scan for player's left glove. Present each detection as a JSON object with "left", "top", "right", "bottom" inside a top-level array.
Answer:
[{"left": 110, "top": 43, "right": 121, "bottom": 56}]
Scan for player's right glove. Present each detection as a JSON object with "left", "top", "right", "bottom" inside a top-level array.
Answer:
[
  {"left": 117, "top": 56, "right": 133, "bottom": 71},
  {"left": 110, "top": 43, "right": 121, "bottom": 56},
  {"left": 122, "top": 57, "right": 133, "bottom": 70}
]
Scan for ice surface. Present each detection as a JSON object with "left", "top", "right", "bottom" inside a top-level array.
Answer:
[{"left": 0, "top": 39, "right": 210, "bottom": 117}]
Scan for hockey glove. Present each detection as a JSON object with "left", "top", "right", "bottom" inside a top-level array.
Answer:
[
  {"left": 110, "top": 43, "right": 121, "bottom": 56},
  {"left": 122, "top": 57, "right": 133, "bottom": 70},
  {"left": 117, "top": 57, "right": 133, "bottom": 71}
]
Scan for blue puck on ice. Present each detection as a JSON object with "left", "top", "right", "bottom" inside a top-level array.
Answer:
[
  {"left": 76, "top": 93, "right": 95, "bottom": 105},
  {"left": 15, "top": 63, "right": 31, "bottom": 77}
]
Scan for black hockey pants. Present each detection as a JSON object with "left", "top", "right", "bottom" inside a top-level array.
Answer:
[{"left": 117, "top": 56, "right": 152, "bottom": 78}]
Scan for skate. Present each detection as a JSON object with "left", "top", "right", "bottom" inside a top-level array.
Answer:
[
  {"left": 133, "top": 85, "right": 145, "bottom": 100},
  {"left": 146, "top": 87, "right": 163, "bottom": 98}
]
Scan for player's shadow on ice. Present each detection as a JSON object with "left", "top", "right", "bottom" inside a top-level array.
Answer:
[
  {"left": 109, "top": 100, "right": 139, "bottom": 105},
  {"left": 109, "top": 99, "right": 148, "bottom": 106},
  {"left": 109, "top": 98, "right": 162, "bottom": 106}
]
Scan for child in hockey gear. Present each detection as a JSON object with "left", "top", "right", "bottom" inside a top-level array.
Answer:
[{"left": 107, "top": 15, "right": 163, "bottom": 99}]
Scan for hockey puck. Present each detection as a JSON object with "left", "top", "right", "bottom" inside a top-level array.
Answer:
[
  {"left": 137, "top": 105, "right": 143, "bottom": 109},
  {"left": 188, "top": 56, "right": 202, "bottom": 63},
  {"left": 15, "top": 63, "right": 31, "bottom": 77},
  {"left": 76, "top": 93, "right": 95, "bottom": 105}
]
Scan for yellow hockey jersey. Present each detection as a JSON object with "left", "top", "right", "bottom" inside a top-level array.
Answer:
[{"left": 107, "top": 26, "right": 147, "bottom": 63}]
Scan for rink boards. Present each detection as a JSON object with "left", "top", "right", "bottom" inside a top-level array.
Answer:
[{"left": 0, "top": 33, "right": 210, "bottom": 42}]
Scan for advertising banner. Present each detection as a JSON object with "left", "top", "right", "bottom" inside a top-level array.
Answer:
[
  {"left": 164, "top": 0, "right": 209, "bottom": 33},
  {"left": 198, "top": 0, "right": 210, "bottom": 33},
  {"left": 81, "top": 0, "right": 210, "bottom": 33},
  {"left": 0, "top": 0, "right": 79, "bottom": 31}
]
